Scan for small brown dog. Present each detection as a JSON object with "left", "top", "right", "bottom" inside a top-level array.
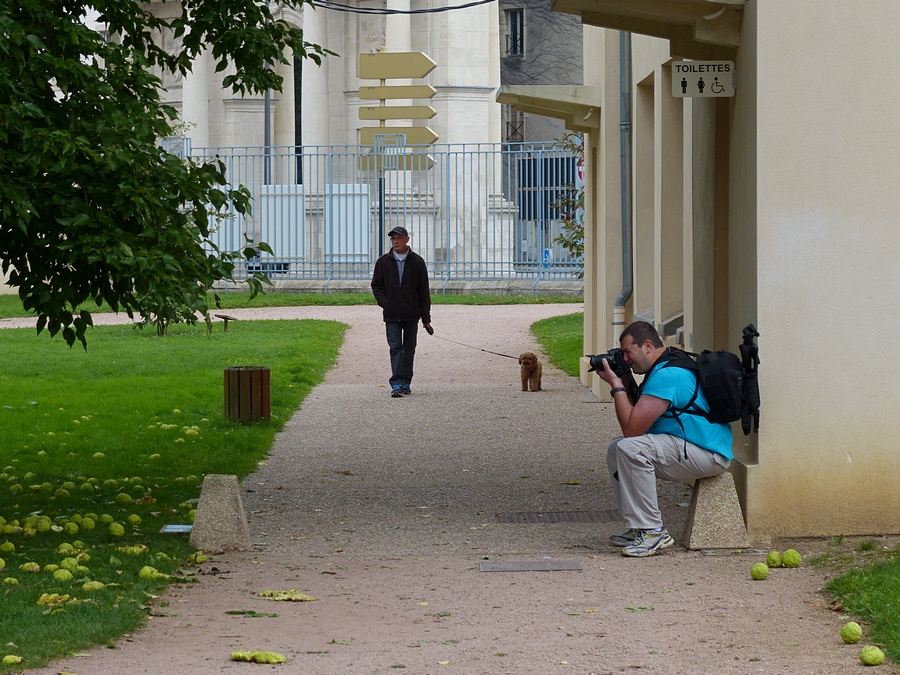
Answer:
[{"left": 518, "top": 352, "right": 543, "bottom": 392}]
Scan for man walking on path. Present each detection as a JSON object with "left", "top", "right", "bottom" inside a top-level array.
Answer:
[{"left": 371, "top": 226, "right": 432, "bottom": 397}]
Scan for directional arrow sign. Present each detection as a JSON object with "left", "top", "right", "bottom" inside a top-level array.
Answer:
[
  {"left": 359, "top": 153, "right": 436, "bottom": 172},
  {"left": 359, "top": 52, "right": 437, "bottom": 80},
  {"left": 359, "top": 85, "right": 437, "bottom": 100},
  {"left": 360, "top": 105, "right": 437, "bottom": 121},
  {"left": 359, "top": 126, "right": 438, "bottom": 146}
]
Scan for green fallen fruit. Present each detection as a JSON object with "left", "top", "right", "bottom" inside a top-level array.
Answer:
[
  {"left": 231, "top": 650, "right": 286, "bottom": 664},
  {"left": 782, "top": 549, "right": 802, "bottom": 568},
  {"left": 841, "top": 621, "right": 862, "bottom": 644},
  {"left": 766, "top": 550, "right": 782, "bottom": 568},
  {"left": 859, "top": 646, "right": 885, "bottom": 666},
  {"left": 53, "top": 568, "right": 73, "bottom": 582},
  {"left": 138, "top": 565, "right": 166, "bottom": 580},
  {"left": 750, "top": 562, "right": 769, "bottom": 580}
]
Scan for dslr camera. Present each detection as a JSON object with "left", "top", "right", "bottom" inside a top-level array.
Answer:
[{"left": 587, "top": 348, "right": 630, "bottom": 377}]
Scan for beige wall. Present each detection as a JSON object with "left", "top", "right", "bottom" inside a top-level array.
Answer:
[
  {"left": 580, "top": 1, "right": 900, "bottom": 544},
  {"left": 743, "top": 0, "right": 900, "bottom": 541}
]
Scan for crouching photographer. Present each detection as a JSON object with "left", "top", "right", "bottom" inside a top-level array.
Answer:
[{"left": 589, "top": 321, "right": 732, "bottom": 558}]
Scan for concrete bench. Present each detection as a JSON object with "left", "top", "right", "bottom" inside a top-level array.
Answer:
[{"left": 681, "top": 471, "right": 750, "bottom": 550}]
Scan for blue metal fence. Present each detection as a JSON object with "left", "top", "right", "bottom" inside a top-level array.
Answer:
[{"left": 182, "top": 140, "right": 582, "bottom": 285}]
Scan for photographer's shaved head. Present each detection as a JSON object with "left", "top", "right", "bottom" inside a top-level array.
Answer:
[{"left": 620, "top": 321, "right": 664, "bottom": 348}]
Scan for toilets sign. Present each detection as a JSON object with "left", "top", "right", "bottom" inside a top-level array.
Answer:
[{"left": 672, "top": 61, "right": 735, "bottom": 98}]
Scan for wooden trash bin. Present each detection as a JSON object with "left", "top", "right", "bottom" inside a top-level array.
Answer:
[{"left": 224, "top": 366, "right": 271, "bottom": 424}]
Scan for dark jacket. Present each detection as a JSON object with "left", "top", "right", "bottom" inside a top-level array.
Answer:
[{"left": 371, "top": 248, "right": 432, "bottom": 323}]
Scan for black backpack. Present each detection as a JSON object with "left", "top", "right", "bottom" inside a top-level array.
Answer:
[{"left": 655, "top": 324, "right": 760, "bottom": 436}]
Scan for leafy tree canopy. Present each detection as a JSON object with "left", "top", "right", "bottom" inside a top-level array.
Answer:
[{"left": 0, "top": 0, "right": 330, "bottom": 346}]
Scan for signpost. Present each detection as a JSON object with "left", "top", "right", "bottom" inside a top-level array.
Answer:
[
  {"left": 359, "top": 51, "right": 436, "bottom": 80},
  {"left": 359, "top": 105, "right": 436, "bottom": 121},
  {"left": 357, "top": 52, "right": 439, "bottom": 148},
  {"left": 359, "top": 126, "right": 438, "bottom": 147},
  {"left": 672, "top": 60, "right": 735, "bottom": 98},
  {"left": 358, "top": 51, "right": 439, "bottom": 241}
]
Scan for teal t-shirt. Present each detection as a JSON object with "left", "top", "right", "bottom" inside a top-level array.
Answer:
[{"left": 642, "top": 362, "right": 734, "bottom": 460}]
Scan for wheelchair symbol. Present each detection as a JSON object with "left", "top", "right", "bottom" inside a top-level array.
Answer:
[{"left": 710, "top": 77, "right": 726, "bottom": 94}]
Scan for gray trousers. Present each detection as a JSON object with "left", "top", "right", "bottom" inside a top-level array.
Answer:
[{"left": 607, "top": 434, "right": 730, "bottom": 530}]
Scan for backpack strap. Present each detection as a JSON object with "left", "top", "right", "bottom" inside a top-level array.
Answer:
[
  {"left": 648, "top": 347, "right": 703, "bottom": 459},
  {"left": 656, "top": 348, "right": 708, "bottom": 421}
]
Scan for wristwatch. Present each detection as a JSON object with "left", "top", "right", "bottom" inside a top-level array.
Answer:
[{"left": 610, "top": 387, "right": 626, "bottom": 396}]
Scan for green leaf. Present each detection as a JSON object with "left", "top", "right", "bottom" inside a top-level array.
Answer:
[
  {"left": 1, "top": 0, "right": 330, "bottom": 348},
  {"left": 225, "top": 610, "right": 278, "bottom": 618}
]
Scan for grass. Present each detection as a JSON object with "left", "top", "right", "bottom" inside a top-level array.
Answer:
[
  {"left": 0, "top": 291, "right": 582, "bottom": 320},
  {"left": 531, "top": 311, "right": 584, "bottom": 377},
  {"left": 825, "top": 547, "right": 900, "bottom": 663},
  {"left": 0, "top": 319, "right": 345, "bottom": 669}
]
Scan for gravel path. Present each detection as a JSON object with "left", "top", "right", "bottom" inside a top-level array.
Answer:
[{"left": 16, "top": 304, "right": 894, "bottom": 674}]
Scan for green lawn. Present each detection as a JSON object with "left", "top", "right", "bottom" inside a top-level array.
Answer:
[
  {"left": 531, "top": 311, "right": 584, "bottom": 377},
  {"left": 0, "top": 291, "right": 582, "bottom": 321},
  {"left": 0, "top": 319, "right": 345, "bottom": 669}
]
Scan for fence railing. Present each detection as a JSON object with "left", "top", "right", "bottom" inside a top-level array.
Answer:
[{"left": 178, "top": 140, "right": 583, "bottom": 286}]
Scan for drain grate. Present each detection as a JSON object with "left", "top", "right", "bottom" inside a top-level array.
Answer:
[{"left": 494, "top": 510, "right": 619, "bottom": 524}]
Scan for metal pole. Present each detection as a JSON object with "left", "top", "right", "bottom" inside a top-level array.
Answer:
[
  {"left": 264, "top": 86, "right": 272, "bottom": 185},
  {"left": 378, "top": 171, "right": 385, "bottom": 244}
]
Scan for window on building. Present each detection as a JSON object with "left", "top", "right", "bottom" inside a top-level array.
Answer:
[
  {"left": 505, "top": 9, "right": 524, "bottom": 56},
  {"left": 505, "top": 105, "right": 525, "bottom": 143}
]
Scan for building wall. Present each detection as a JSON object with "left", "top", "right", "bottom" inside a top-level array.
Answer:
[
  {"left": 139, "top": 1, "right": 501, "bottom": 151},
  {"left": 580, "top": 0, "right": 900, "bottom": 544},
  {"left": 499, "top": 0, "right": 583, "bottom": 142},
  {"left": 0, "top": 271, "right": 14, "bottom": 295},
  {"left": 741, "top": 0, "right": 900, "bottom": 541}
]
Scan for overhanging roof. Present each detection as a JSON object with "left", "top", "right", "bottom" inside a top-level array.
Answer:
[
  {"left": 496, "top": 86, "right": 602, "bottom": 134},
  {"left": 551, "top": 0, "right": 745, "bottom": 60}
]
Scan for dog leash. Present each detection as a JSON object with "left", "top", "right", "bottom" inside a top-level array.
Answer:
[{"left": 428, "top": 332, "right": 519, "bottom": 359}]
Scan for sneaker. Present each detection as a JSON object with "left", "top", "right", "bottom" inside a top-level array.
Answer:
[
  {"left": 609, "top": 528, "right": 640, "bottom": 547},
  {"left": 401, "top": 385, "right": 411, "bottom": 396},
  {"left": 620, "top": 529, "right": 675, "bottom": 558},
  {"left": 391, "top": 386, "right": 403, "bottom": 398}
]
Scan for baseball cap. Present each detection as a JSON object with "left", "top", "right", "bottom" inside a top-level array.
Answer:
[{"left": 388, "top": 226, "right": 409, "bottom": 237}]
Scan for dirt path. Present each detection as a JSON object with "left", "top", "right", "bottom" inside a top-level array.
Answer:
[{"left": 19, "top": 305, "right": 897, "bottom": 674}]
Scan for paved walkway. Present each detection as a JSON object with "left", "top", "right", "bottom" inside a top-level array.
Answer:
[{"left": 22, "top": 305, "right": 869, "bottom": 674}]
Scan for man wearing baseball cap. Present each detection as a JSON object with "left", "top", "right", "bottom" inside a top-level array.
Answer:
[{"left": 371, "top": 226, "right": 433, "bottom": 397}]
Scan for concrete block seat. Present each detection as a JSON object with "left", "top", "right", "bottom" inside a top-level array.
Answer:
[{"left": 681, "top": 471, "right": 750, "bottom": 550}]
